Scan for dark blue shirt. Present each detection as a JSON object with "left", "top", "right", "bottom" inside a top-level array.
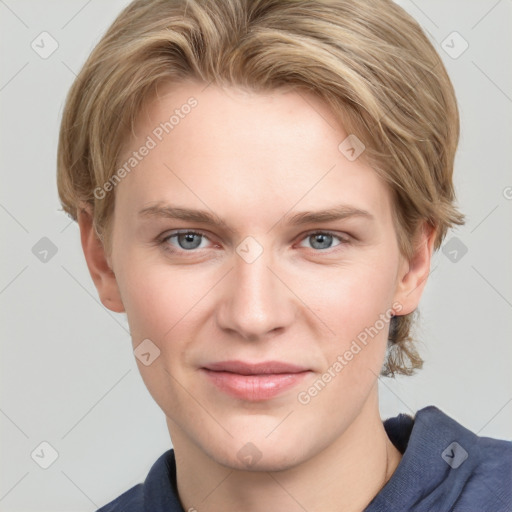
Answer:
[{"left": 97, "top": 405, "right": 512, "bottom": 511}]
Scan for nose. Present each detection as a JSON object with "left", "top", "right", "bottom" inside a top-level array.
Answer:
[{"left": 216, "top": 246, "right": 296, "bottom": 341}]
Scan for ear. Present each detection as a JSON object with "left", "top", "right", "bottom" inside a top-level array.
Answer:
[
  {"left": 77, "top": 206, "right": 125, "bottom": 313},
  {"left": 393, "top": 222, "right": 436, "bottom": 316}
]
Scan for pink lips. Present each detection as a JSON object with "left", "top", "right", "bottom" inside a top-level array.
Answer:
[{"left": 201, "top": 360, "right": 311, "bottom": 401}]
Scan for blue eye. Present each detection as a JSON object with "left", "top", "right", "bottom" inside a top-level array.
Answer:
[
  {"left": 162, "top": 231, "right": 208, "bottom": 251},
  {"left": 159, "top": 230, "right": 349, "bottom": 255},
  {"left": 300, "top": 232, "right": 345, "bottom": 251}
]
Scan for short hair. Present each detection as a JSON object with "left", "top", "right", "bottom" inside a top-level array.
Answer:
[{"left": 57, "top": 0, "right": 465, "bottom": 377}]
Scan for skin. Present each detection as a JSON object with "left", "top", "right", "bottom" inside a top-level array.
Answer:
[{"left": 79, "top": 79, "right": 436, "bottom": 512}]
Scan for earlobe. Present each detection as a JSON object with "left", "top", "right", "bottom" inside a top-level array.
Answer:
[
  {"left": 77, "top": 207, "right": 125, "bottom": 313},
  {"left": 393, "top": 222, "right": 436, "bottom": 316}
]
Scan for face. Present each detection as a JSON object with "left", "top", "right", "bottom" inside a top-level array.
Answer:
[{"left": 99, "top": 80, "right": 419, "bottom": 471}]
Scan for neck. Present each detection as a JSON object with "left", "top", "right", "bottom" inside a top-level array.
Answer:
[{"left": 170, "top": 390, "right": 402, "bottom": 512}]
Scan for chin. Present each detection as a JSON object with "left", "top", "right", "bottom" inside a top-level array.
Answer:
[{"left": 205, "top": 433, "right": 312, "bottom": 473}]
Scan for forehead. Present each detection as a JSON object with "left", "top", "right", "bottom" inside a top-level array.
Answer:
[{"left": 114, "top": 80, "right": 394, "bottom": 229}]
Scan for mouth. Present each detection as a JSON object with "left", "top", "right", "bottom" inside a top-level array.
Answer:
[{"left": 200, "top": 360, "right": 312, "bottom": 401}]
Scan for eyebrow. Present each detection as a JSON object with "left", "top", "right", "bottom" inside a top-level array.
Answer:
[{"left": 138, "top": 203, "right": 373, "bottom": 228}]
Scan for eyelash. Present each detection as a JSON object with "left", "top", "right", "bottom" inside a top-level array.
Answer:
[{"left": 158, "top": 229, "right": 350, "bottom": 255}]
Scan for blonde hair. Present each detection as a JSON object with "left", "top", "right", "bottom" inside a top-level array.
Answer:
[{"left": 57, "top": 0, "right": 465, "bottom": 376}]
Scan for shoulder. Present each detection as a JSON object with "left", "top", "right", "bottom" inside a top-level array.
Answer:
[
  {"left": 95, "top": 449, "right": 182, "bottom": 512},
  {"left": 369, "top": 405, "right": 511, "bottom": 512},
  {"left": 454, "top": 425, "right": 512, "bottom": 509},
  {"left": 96, "top": 484, "right": 143, "bottom": 512},
  {"left": 415, "top": 406, "right": 512, "bottom": 510},
  {"left": 414, "top": 404, "right": 512, "bottom": 464}
]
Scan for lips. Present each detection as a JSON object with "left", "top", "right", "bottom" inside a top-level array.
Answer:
[
  {"left": 203, "top": 360, "right": 310, "bottom": 375},
  {"left": 201, "top": 360, "right": 312, "bottom": 401}
]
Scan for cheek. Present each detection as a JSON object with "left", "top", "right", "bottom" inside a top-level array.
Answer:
[
  {"left": 114, "top": 258, "right": 211, "bottom": 411},
  {"left": 118, "top": 263, "right": 209, "bottom": 343},
  {"left": 306, "top": 259, "right": 397, "bottom": 336},
  {"left": 117, "top": 244, "right": 399, "bottom": 346},
  {"left": 292, "top": 262, "right": 396, "bottom": 415},
  {"left": 304, "top": 258, "right": 398, "bottom": 384}
]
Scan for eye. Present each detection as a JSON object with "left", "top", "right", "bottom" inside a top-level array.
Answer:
[
  {"left": 161, "top": 230, "right": 211, "bottom": 251},
  {"left": 298, "top": 231, "right": 348, "bottom": 251},
  {"left": 158, "top": 229, "right": 350, "bottom": 255}
]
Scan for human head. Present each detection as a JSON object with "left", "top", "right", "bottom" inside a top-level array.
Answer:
[{"left": 57, "top": 0, "right": 464, "bottom": 377}]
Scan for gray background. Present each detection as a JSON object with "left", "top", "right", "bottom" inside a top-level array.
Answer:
[{"left": 1, "top": 0, "right": 511, "bottom": 510}]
